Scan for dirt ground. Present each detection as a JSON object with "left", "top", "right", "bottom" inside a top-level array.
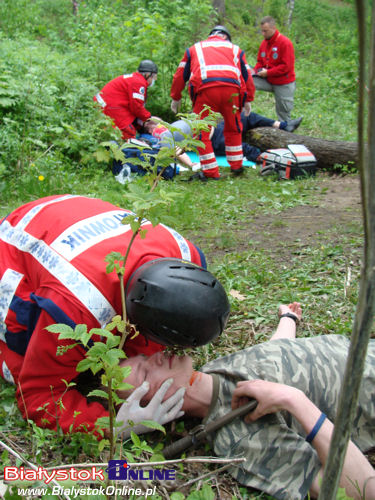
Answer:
[
  {"left": 195, "top": 171, "right": 365, "bottom": 358},
  {"left": 249, "top": 173, "right": 363, "bottom": 252},
  {"left": 205, "top": 173, "right": 363, "bottom": 262}
]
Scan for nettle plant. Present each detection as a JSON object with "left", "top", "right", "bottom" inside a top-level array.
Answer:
[{"left": 46, "top": 110, "right": 219, "bottom": 459}]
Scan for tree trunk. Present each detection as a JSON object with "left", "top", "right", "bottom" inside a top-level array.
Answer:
[
  {"left": 318, "top": 0, "right": 375, "bottom": 498},
  {"left": 287, "top": 0, "right": 295, "bottom": 27},
  {"left": 212, "top": 0, "right": 225, "bottom": 18},
  {"left": 246, "top": 127, "right": 358, "bottom": 170}
]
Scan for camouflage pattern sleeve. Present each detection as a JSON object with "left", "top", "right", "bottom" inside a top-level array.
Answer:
[{"left": 201, "top": 335, "right": 375, "bottom": 500}]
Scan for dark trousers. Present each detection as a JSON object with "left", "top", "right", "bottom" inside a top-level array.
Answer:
[{"left": 211, "top": 111, "right": 274, "bottom": 162}]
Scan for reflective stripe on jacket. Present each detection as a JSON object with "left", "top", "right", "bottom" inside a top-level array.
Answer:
[
  {"left": 171, "top": 36, "right": 255, "bottom": 103},
  {"left": 0, "top": 195, "right": 206, "bottom": 434},
  {"left": 93, "top": 72, "right": 151, "bottom": 124}
]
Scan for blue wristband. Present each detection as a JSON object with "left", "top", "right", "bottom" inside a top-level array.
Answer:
[{"left": 306, "top": 413, "right": 327, "bottom": 443}]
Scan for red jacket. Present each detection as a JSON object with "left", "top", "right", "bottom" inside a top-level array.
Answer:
[
  {"left": 94, "top": 72, "right": 151, "bottom": 126},
  {"left": 0, "top": 195, "right": 205, "bottom": 434},
  {"left": 171, "top": 36, "right": 255, "bottom": 104},
  {"left": 254, "top": 30, "right": 295, "bottom": 85}
]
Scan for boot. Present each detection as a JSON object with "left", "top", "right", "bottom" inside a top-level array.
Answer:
[{"left": 285, "top": 117, "right": 303, "bottom": 132}]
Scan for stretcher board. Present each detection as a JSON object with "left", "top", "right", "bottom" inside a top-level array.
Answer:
[{"left": 187, "top": 151, "right": 256, "bottom": 168}]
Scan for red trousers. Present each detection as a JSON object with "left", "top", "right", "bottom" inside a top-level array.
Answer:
[
  {"left": 103, "top": 107, "right": 137, "bottom": 140},
  {"left": 193, "top": 86, "right": 244, "bottom": 178},
  {"left": 0, "top": 340, "right": 23, "bottom": 385}
]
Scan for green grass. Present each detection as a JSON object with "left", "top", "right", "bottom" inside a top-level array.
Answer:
[{"left": 0, "top": 168, "right": 364, "bottom": 498}]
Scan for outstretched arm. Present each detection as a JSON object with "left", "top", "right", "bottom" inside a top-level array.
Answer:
[
  {"left": 232, "top": 380, "right": 375, "bottom": 500},
  {"left": 269, "top": 302, "right": 302, "bottom": 341}
]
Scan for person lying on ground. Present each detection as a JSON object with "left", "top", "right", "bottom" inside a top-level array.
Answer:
[
  {"left": 138, "top": 119, "right": 202, "bottom": 171},
  {"left": 117, "top": 302, "right": 375, "bottom": 500},
  {"left": 210, "top": 111, "right": 303, "bottom": 162},
  {"left": 0, "top": 195, "right": 230, "bottom": 434},
  {"left": 139, "top": 111, "right": 303, "bottom": 169}
]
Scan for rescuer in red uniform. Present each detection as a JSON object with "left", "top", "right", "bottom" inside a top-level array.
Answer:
[
  {"left": 0, "top": 195, "right": 230, "bottom": 435},
  {"left": 170, "top": 26, "right": 255, "bottom": 179},
  {"left": 253, "top": 16, "right": 296, "bottom": 122},
  {"left": 94, "top": 60, "right": 158, "bottom": 140}
]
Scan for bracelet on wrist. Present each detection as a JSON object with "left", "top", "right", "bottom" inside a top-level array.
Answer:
[
  {"left": 306, "top": 413, "right": 327, "bottom": 443},
  {"left": 279, "top": 312, "right": 299, "bottom": 324}
]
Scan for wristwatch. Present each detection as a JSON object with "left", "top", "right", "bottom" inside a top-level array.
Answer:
[{"left": 279, "top": 312, "right": 299, "bottom": 324}]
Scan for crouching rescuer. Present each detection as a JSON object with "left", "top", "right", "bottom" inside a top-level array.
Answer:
[{"left": 0, "top": 195, "right": 230, "bottom": 436}]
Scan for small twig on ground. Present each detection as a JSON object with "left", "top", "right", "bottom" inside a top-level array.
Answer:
[
  {"left": 160, "top": 485, "right": 171, "bottom": 500},
  {"left": 42, "top": 456, "right": 246, "bottom": 470},
  {"left": 0, "top": 433, "right": 38, "bottom": 471},
  {"left": 276, "top": 214, "right": 361, "bottom": 219},
  {"left": 180, "top": 463, "right": 235, "bottom": 488},
  {"left": 31, "top": 144, "right": 54, "bottom": 164},
  {"left": 240, "top": 321, "right": 256, "bottom": 350},
  {"left": 213, "top": 475, "right": 221, "bottom": 499},
  {"left": 0, "top": 437, "right": 71, "bottom": 500},
  {"left": 0, "top": 431, "right": 27, "bottom": 458},
  {"left": 344, "top": 263, "right": 352, "bottom": 298}
]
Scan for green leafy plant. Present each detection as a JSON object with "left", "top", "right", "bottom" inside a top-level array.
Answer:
[
  {"left": 102, "top": 109, "right": 219, "bottom": 328},
  {"left": 47, "top": 320, "right": 131, "bottom": 458},
  {"left": 45, "top": 111, "right": 218, "bottom": 461}
]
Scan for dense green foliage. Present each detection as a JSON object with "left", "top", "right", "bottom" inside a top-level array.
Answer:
[{"left": 0, "top": 1, "right": 365, "bottom": 499}]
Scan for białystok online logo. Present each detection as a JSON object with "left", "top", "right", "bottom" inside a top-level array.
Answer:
[
  {"left": 4, "top": 460, "right": 176, "bottom": 484},
  {"left": 106, "top": 460, "right": 176, "bottom": 480}
]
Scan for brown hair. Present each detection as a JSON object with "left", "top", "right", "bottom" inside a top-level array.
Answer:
[{"left": 260, "top": 16, "right": 276, "bottom": 27}]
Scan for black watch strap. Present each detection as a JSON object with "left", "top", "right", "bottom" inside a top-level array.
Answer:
[{"left": 279, "top": 312, "right": 299, "bottom": 324}]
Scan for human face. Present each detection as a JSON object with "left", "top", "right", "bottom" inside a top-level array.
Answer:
[
  {"left": 144, "top": 121, "right": 158, "bottom": 134},
  {"left": 147, "top": 73, "right": 157, "bottom": 87},
  {"left": 119, "top": 351, "right": 194, "bottom": 402},
  {"left": 261, "top": 22, "right": 276, "bottom": 40}
]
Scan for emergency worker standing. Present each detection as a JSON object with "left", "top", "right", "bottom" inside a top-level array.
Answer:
[
  {"left": 170, "top": 26, "right": 255, "bottom": 179},
  {"left": 0, "top": 195, "right": 230, "bottom": 435},
  {"left": 94, "top": 60, "right": 158, "bottom": 140},
  {"left": 253, "top": 16, "right": 296, "bottom": 122}
]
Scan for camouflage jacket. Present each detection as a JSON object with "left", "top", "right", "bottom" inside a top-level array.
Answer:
[{"left": 202, "top": 335, "right": 375, "bottom": 500}]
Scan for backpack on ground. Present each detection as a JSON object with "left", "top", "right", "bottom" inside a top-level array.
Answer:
[{"left": 258, "top": 144, "right": 317, "bottom": 180}]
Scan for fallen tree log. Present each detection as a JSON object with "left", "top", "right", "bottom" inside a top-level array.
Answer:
[{"left": 247, "top": 127, "right": 358, "bottom": 171}]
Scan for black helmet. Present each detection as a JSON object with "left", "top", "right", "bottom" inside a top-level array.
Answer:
[
  {"left": 137, "top": 59, "right": 158, "bottom": 74},
  {"left": 209, "top": 25, "right": 232, "bottom": 41},
  {"left": 126, "top": 258, "right": 230, "bottom": 347}
]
